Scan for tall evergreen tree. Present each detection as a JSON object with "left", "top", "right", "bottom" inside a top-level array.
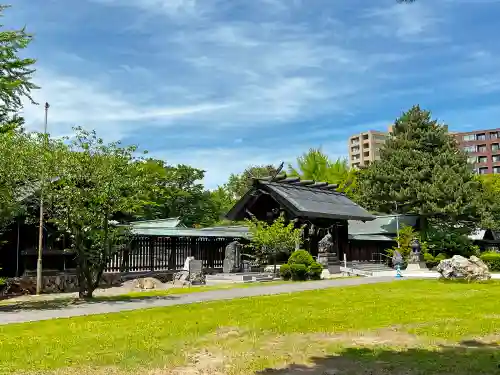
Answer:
[{"left": 356, "top": 105, "right": 482, "bottom": 236}]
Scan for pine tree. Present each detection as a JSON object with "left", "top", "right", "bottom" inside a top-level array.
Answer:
[{"left": 356, "top": 105, "right": 482, "bottom": 236}]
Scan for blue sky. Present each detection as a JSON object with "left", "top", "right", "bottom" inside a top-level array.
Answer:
[{"left": 9, "top": 0, "right": 500, "bottom": 188}]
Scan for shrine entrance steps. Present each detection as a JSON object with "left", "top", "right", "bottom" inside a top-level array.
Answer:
[{"left": 342, "top": 262, "right": 394, "bottom": 277}]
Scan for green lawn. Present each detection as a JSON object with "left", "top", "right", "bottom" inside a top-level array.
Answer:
[{"left": 1, "top": 279, "right": 499, "bottom": 375}]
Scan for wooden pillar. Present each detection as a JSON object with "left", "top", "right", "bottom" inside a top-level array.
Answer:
[
  {"left": 149, "top": 237, "right": 155, "bottom": 271},
  {"left": 190, "top": 237, "right": 197, "bottom": 258},
  {"left": 168, "top": 237, "right": 177, "bottom": 270}
]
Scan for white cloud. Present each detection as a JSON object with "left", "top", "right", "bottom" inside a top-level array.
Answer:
[
  {"left": 21, "top": 69, "right": 232, "bottom": 139},
  {"left": 362, "top": 2, "right": 445, "bottom": 42},
  {"left": 152, "top": 140, "right": 348, "bottom": 189},
  {"left": 91, "top": 0, "right": 204, "bottom": 19}
]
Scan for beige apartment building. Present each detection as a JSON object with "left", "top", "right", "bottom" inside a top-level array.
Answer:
[{"left": 348, "top": 130, "right": 388, "bottom": 169}]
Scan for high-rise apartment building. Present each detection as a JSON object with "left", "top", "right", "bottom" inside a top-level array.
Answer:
[
  {"left": 453, "top": 128, "right": 500, "bottom": 175},
  {"left": 348, "top": 130, "right": 388, "bottom": 169}
]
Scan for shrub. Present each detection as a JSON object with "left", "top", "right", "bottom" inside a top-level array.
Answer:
[
  {"left": 279, "top": 264, "right": 291, "bottom": 280},
  {"left": 423, "top": 253, "right": 438, "bottom": 269},
  {"left": 290, "top": 263, "right": 308, "bottom": 281},
  {"left": 308, "top": 262, "right": 323, "bottom": 280},
  {"left": 435, "top": 253, "right": 448, "bottom": 262},
  {"left": 480, "top": 252, "right": 500, "bottom": 272},
  {"left": 288, "top": 250, "right": 314, "bottom": 267}
]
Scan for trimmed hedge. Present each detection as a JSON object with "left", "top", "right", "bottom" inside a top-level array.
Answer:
[
  {"left": 279, "top": 264, "right": 291, "bottom": 280},
  {"left": 290, "top": 263, "right": 308, "bottom": 281},
  {"left": 288, "top": 250, "right": 314, "bottom": 267},
  {"left": 480, "top": 252, "right": 500, "bottom": 272},
  {"left": 308, "top": 262, "right": 323, "bottom": 280}
]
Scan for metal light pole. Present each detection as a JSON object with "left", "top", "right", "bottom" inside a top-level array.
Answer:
[{"left": 36, "top": 102, "right": 50, "bottom": 295}]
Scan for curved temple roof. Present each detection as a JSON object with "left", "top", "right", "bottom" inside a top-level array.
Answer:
[{"left": 226, "top": 174, "right": 375, "bottom": 222}]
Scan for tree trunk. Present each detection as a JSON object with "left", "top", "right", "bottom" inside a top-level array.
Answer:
[{"left": 420, "top": 216, "right": 429, "bottom": 240}]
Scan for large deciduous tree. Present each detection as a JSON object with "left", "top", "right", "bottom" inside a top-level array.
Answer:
[
  {"left": 134, "top": 159, "right": 219, "bottom": 227},
  {"left": 48, "top": 127, "right": 149, "bottom": 298},
  {"left": 356, "top": 105, "right": 482, "bottom": 238}
]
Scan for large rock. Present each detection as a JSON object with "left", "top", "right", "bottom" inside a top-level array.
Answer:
[
  {"left": 172, "top": 270, "right": 206, "bottom": 285},
  {"left": 437, "top": 255, "right": 491, "bottom": 281},
  {"left": 132, "top": 277, "right": 163, "bottom": 290}
]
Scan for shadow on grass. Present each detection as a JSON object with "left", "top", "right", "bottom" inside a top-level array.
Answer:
[
  {"left": 256, "top": 341, "right": 500, "bottom": 375},
  {"left": 0, "top": 293, "right": 182, "bottom": 312}
]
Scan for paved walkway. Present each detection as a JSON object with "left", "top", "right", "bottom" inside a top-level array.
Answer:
[{"left": 0, "top": 277, "right": 396, "bottom": 325}]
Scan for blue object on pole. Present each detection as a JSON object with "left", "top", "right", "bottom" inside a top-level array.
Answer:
[{"left": 396, "top": 264, "right": 403, "bottom": 278}]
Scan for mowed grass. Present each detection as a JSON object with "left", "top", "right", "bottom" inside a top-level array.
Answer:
[{"left": 1, "top": 279, "right": 500, "bottom": 375}]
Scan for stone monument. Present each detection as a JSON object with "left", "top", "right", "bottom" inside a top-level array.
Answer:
[
  {"left": 173, "top": 257, "right": 206, "bottom": 285},
  {"left": 317, "top": 232, "right": 340, "bottom": 276},
  {"left": 223, "top": 241, "right": 242, "bottom": 273},
  {"left": 405, "top": 238, "right": 428, "bottom": 271}
]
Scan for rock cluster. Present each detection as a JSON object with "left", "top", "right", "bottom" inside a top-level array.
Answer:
[
  {"left": 437, "top": 255, "right": 491, "bottom": 281},
  {"left": 172, "top": 270, "right": 206, "bottom": 286}
]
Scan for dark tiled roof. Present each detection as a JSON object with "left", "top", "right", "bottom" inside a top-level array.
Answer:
[{"left": 226, "top": 174, "right": 375, "bottom": 222}]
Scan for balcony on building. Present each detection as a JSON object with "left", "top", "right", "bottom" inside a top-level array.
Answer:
[
  {"left": 476, "top": 144, "right": 488, "bottom": 153},
  {"left": 478, "top": 167, "right": 489, "bottom": 175},
  {"left": 477, "top": 155, "right": 489, "bottom": 164},
  {"left": 476, "top": 133, "right": 487, "bottom": 141}
]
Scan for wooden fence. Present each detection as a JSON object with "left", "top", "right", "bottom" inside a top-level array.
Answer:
[{"left": 105, "top": 235, "right": 242, "bottom": 273}]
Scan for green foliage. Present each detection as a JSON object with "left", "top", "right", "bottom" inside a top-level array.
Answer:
[
  {"left": 423, "top": 252, "right": 436, "bottom": 268},
  {"left": 288, "top": 148, "right": 352, "bottom": 186},
  {"left": 134, "top": 159, "right": 220, "bottom": 227},
  {"left": 224, "top": 165, "right": 278, "bottom": 202},
  {"left": 425, "top": 225, "right": 475, "bottom": 257},
  {"left": 0, "top": 5, "right": 38, "bottom": 127},
  {"left": 435, "top": 253, "right": 448, "bottom": 261},
  {"left": 279, "top": 264, "right": 291, "bottom": 280},
  {"left": 476, "top": 174, "right": 500, "bottom": 230},
  {"left": 287, "top": 249, "right": 314, "bottom": 267},
  {"left": 480, "top": 252, "right": 500, "bottom": 272},
  {"left": 245, "top": 214, "right": 302, "bottom": 265},
  {"left": 48, "top": 127, "right": 150, "bottom": 298},
  {"left": 290, "top": 263, "right": 308, "bottom": 281},
  {"left": 387, "top": 225, "right": 417, "bottom": 259},
  {"left": 308, "top": 261, "right": 323, "bottom": 280},
  {"left": 356, "top": 105, "right": 483, "bottom": 238}
]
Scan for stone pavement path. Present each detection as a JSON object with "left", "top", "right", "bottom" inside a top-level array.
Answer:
[{"left": 0, "top": 277, "right": 396, "bottom": 325}]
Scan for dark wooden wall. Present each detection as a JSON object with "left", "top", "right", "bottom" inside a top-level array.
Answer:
[
  {"left": 106, "top": 235, "right": 243, "bottom": 273},
  {"left": 346, "top": 240, "right": 395, "bottom": 262}
]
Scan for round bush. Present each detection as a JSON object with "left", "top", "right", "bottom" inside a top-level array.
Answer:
[
  {"left": 279, "top": 264, "right": 291, "bottom": 280},
  {"left": 308, "top": 262, "right": 323, "bottom": 280},
  {"left": 423, "top": 253, "right": 437, "bottom": 269},
  {"left": 435, "top": 253, "right": 448, "bottom": 262},
  {"left": 288, "top": 250, "right": 314, "bottom": 267},
  {"left": 480, "top": 251, "right": 500, "bottom": 271},
  {"left": 290, "top": 263, "right": 308, "bottom": 281},
  {"left": 423, "top": 253, "right": 434, "bottom": 262}
]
